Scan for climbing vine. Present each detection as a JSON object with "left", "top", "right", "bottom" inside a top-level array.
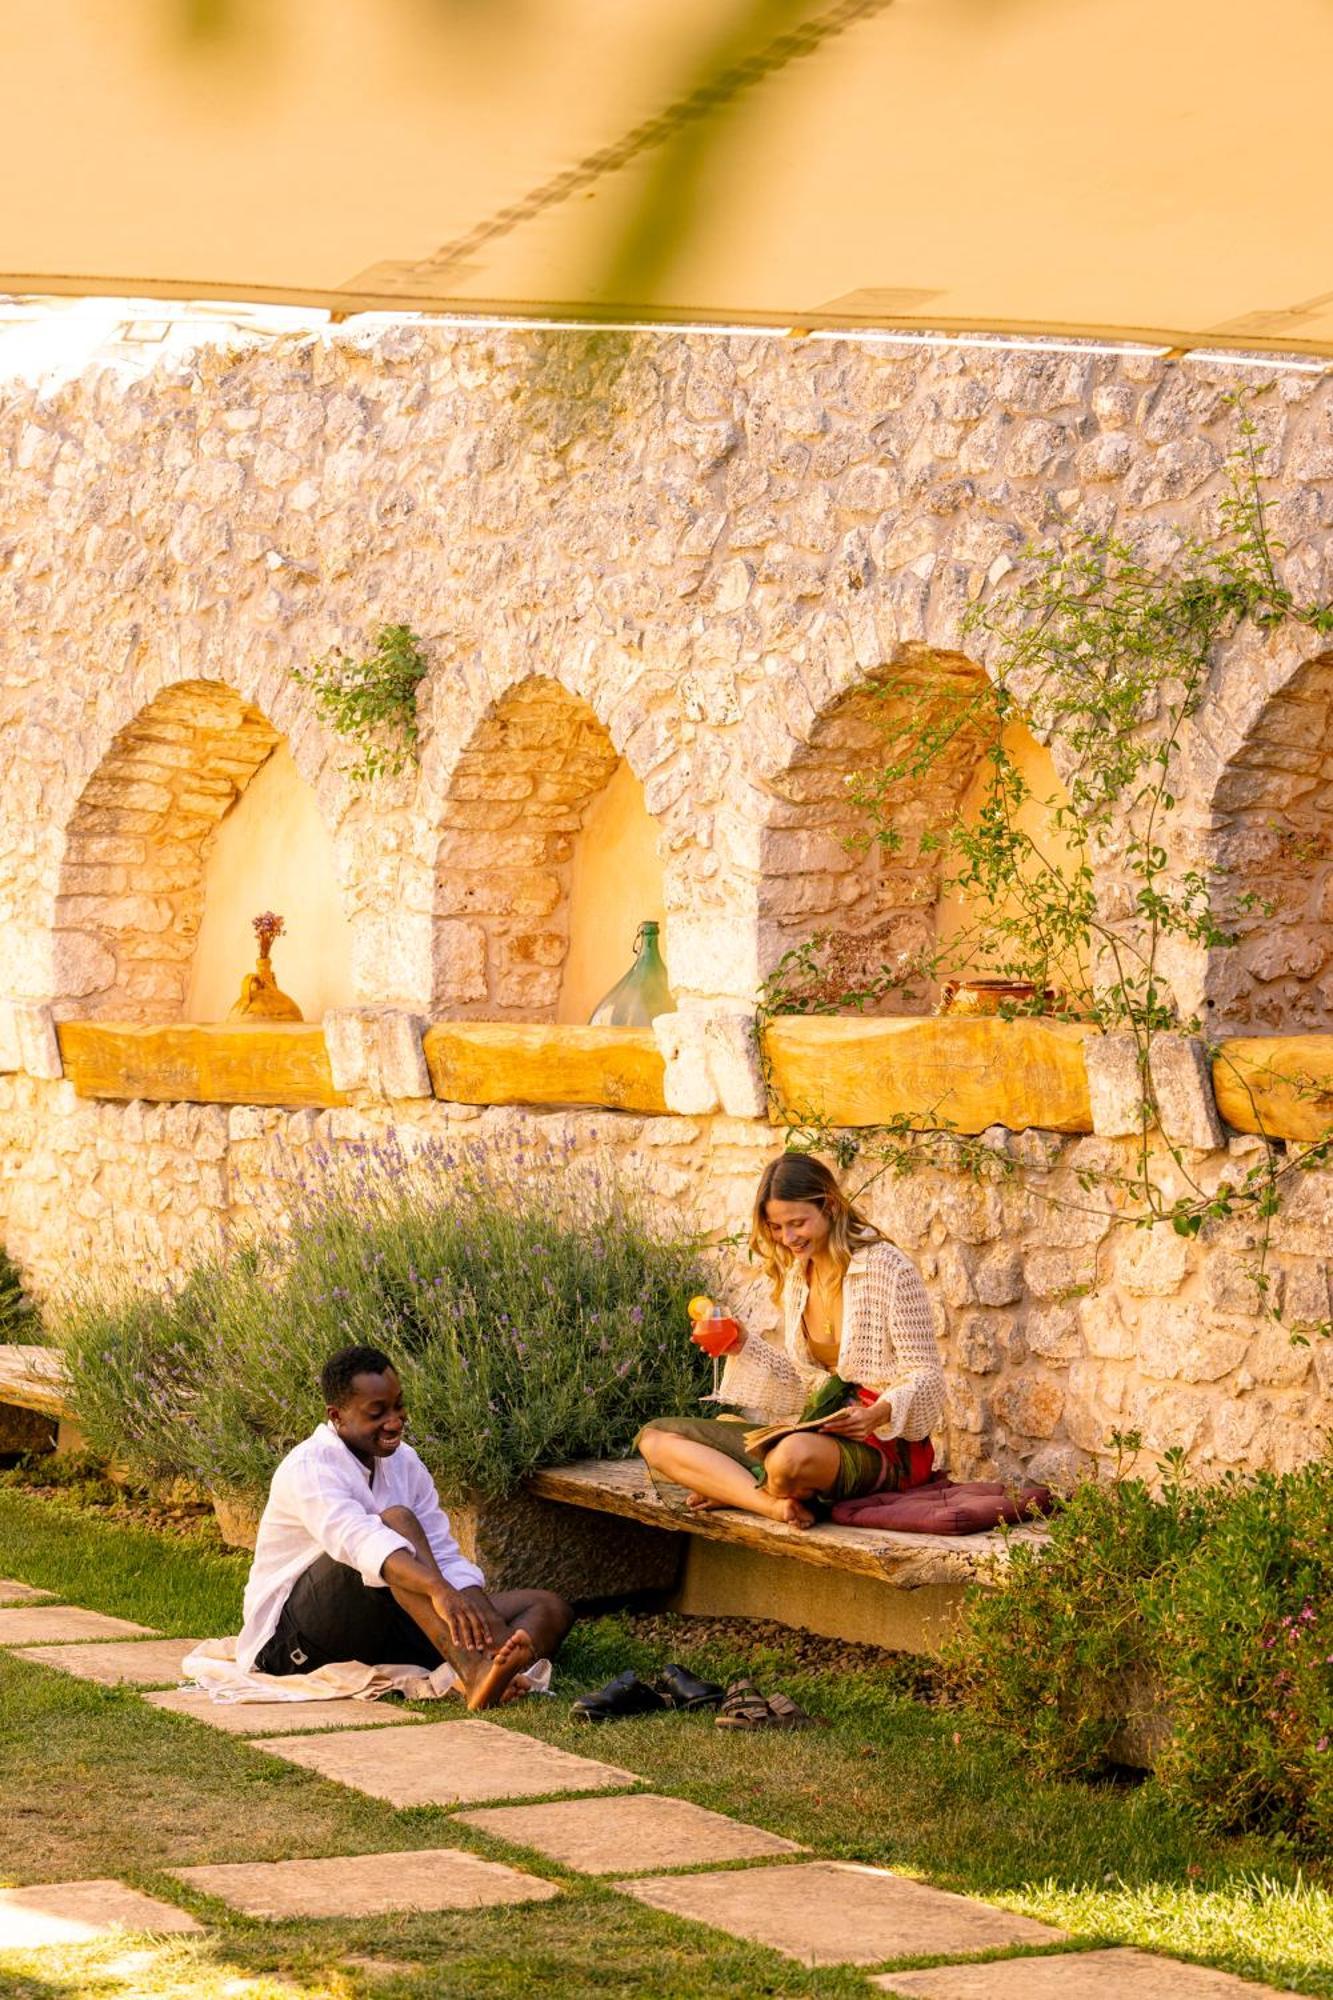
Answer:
[
  {"left": 291, "top": 623, "right": 429, "bottom": 783},
  {"left": 760, "top": 403, "right": 1333, "bottom": 1327}
]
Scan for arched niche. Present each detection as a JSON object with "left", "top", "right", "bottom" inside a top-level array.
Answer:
[
  {"left": 186, "top": 743, "right": 356, "bottom": 1021},
  {"left": 757, "top": 654, "right": 1078, "bottom": 1012},
  {"left": 52, "top": 680, "right": 352, "bottom": 1023},
  {"left": 431, "top": 677, "right": 667, "bottom": 1020},
  {"left": 1203, "top": 649, "right": 1333, "bottom": 1031},
  {"left": 935, "top": 720, "right": 1083, "bottom": 990}
]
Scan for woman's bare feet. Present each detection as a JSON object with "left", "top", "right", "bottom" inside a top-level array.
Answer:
[{"left": 464, "top": 1629, "right": 536, "bottom": 1712}]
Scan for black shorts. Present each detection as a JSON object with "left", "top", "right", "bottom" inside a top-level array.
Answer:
[{"left": 254, "top": 1554, "right": 445, "bottom": 1675}]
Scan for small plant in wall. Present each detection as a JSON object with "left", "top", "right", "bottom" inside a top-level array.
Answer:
[{"left": 291, "top": 623, "right": 429, "bottom": 783}]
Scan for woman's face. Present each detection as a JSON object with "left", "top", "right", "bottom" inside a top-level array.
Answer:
[{"left": 764, "top": 1197, "right": 831, "bottom": 1259}]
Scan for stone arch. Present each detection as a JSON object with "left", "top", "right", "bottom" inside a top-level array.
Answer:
[
  {"left": 1198, "top": 648, "right": 1333, "bottom": 1031},
  {"left": 430, "top": 675, "right": 666, "bottom": 1019},
  {"left": 753, "top": 649, "right": 991, "bottom": 1009},
  {"left": 51, "top": 679, "right": 345, "bottom": 1021},
  {"left": 747, "top": 646, "right": 1079, "bottom": 1012}
]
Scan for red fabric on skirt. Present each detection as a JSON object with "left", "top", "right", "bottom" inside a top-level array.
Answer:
[{"left": 853, "top": 1387, "right": 936, "bottom": 1490}]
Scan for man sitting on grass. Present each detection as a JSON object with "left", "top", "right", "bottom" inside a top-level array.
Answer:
[{"left": 236, "top": 1343, "right": 573, "bottom": 1710}]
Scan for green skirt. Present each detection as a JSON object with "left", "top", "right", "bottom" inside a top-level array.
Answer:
[{"left": 636, "top": 1413, "right": 888, "bottom": 1508}]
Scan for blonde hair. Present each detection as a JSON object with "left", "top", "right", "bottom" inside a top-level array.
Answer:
[{"left": 747, "top": 1153, "right": 881, "bottom": 1303}]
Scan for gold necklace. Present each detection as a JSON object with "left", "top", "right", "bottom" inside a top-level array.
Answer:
[{"left": 808, "top": 1262, "right": 841, "bottom": 1308}]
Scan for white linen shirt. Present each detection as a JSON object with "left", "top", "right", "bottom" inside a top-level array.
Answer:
[{"left": 236, "top": 1422, "right": 484, "bottom": 1671}]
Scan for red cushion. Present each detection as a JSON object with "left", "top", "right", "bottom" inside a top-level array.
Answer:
[{"left": 831, "top": 1477, "right": 1053, "bottom": 1534}]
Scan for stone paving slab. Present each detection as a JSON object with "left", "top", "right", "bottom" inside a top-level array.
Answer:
[
  {"left": 0, "top": 1880, "right": 203, "bottom": 1949},
  {"left": 0, "top": 1579, "right": 57, "bottom": 1605},
  {"left": 258, "top": 1717, "right": 640, "bottom": 1808},
  {"left": 458, "top": 1792, "right": 804, "bottom": 1874},
  {"left": 613, "top": 1861, "right": 1066, "bottom": 1968},
  {"left": 0, "top": 1607, "right": 157, "bottom": 1645},
  {"left": 173, "top": 1846, "right": 561, "bottom": 1919},
  {"left": 144, "top": 1689, "right": 425, "bottom": 1735},
  {"left": 13, "top": 1638, "right": 208, "bottom": 1686},
  {"left": 873, "top": 1948, "right": 1293, "bottom": 1998}
]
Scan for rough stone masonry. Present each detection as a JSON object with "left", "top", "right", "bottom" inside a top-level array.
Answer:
[{"left": 1, "top": 324, "right": 1332, "bottom": 1485}]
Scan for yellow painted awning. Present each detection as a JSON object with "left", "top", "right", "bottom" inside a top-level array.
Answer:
[{"left": 3, "top": 0, "right": 1332, "bottom": 356}]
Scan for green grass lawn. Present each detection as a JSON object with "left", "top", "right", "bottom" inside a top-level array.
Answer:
[{"left": 1, "top": 1489, "right": 1330, "bottom": 2000}]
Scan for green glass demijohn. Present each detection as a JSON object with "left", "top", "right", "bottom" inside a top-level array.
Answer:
[{"left": 589, "top": 920, "right": 674, "bottom": 1027}]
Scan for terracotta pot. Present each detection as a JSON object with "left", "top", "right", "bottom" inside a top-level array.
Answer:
[{"left": 938, "top": 979, "right": 1058, "bottom": 1017}]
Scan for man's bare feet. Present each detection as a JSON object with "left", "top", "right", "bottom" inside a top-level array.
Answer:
[
  {"left": 464, "top": 1628, "right": 536, "bottom": 1712},
  {"left": 770, "top": 1496, "right": 816, "bottom": 1529},
  {"left": 685, "top": 1490, "right": 727, "bottom": 1512}
]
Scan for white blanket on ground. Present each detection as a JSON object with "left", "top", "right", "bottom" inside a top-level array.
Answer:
[{"left": 180, "top": 1637, "right": 552, "bottom": 1704}]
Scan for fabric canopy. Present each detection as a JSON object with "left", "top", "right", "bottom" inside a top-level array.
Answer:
[{"left": 3, "top": 0, "right": 1331, "bottom": 357}]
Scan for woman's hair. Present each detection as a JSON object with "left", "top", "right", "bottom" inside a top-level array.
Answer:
[{"left": 748, "top": 1153, "right": 881, "bottom": 1301}]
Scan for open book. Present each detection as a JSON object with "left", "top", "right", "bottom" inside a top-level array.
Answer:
[
  {"left": 742, "top": 1377, "right": 859, "bottom": 1457},
  {"left": 743, "top": 1410, "right": 850, "bottom": 1457}
]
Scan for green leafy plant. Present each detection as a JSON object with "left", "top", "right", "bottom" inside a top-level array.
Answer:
[
  {"left": 947, "top": 1445, "right": 1333, "bottom": 1845},
  {"left": 290, "top": 622, "right": 428, "bottom": 782},
  {"left": 60, "top": 1131, "right": 713, "bottom": 1503},
  {"left": 1151, "top": 1464, "right": 1333, "bottom": 1844},
  {"left": 945, "top": 1441, "right": 1210, "bottom": 1780}
]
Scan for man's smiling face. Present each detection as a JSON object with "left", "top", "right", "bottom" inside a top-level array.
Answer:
[{"left": 329, "top": 1367, "right": 406, "bottom": 1464}]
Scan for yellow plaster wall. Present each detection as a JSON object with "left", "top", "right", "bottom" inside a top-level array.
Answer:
[
  {"left": 557, "top": 759, "right": 667, "bottom": 1024},
  {"left": 185, "top": 745, "right": 356, "bottom": 1022},
  {"left": 934, "top": 723, "right": 1085, "bottom": 990}
]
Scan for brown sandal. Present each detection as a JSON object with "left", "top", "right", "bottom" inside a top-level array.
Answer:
[
  {"left": 714, "top": 1678, "right": 773, "bottom": 1729},
  {"left": 764, "top": 1691, "right": 813, "bottom": 1728}
]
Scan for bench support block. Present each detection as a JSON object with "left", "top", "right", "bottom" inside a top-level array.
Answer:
[
  {"left": 670, "top": 1539, "right": 967, "bottom": 1656},
  {"left": 448, "top": 1487, "right": 683, "bottom": 1604}
]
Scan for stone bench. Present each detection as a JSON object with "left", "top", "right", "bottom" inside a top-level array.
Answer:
[
  {"left": 0, "top": 1342, "right": 73, "bottom": 1452},
  {"left": 525, "top": 1458, "right": 1047, "bottom": 1656},
  {"left": 0, "top": 1341, "right": 1039, "bottom": 1655}
]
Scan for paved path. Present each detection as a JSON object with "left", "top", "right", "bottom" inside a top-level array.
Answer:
[{"left": 0, "top": 1584, "right": 1297, "bottom": 1994}]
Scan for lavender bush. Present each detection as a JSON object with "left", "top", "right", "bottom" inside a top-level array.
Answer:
[
  {"left": 0, "top": 1245, "right": 39, "bottom": 1341},
  {"left": 61, "top": 1131, "right": 713, "bottom": 1502}
]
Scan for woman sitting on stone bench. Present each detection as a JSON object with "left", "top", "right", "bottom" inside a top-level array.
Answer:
[{"left": 638, "top": 1154, "right": 945, "bottom": 1530}]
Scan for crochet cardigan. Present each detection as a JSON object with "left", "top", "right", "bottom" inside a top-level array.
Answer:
[{"left": 713, "top": 1238, "right": 946, "bottom": 1442}]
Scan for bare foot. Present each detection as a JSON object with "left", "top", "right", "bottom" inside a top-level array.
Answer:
[
  {"left": 464, "top": 1629, "right": 536, "bottom": 1712},
  {"left": 685, "top": 1490, "right": 727, "bottom": 1512},
  {"left": 772, "top": 1496, "right": 816, "bottom": 1530}
]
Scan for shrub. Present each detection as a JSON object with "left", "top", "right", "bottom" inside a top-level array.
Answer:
[
  {"left": 0, "top": 1245, "right": 40, "bottom": 1340},
  {"left": 945, "top": 1463, "right": 1209, "bottom": 1779},
  {"left": 948, "top": 1450, "right": 1333, "bottom": 1845},
  {"left": 61, "top": 1131, "right": 714, "bottom": 1503},
  {"left": 60, "top": 1257, "right": 231, "bottom": 1481},
  {"left": 1152, "top": 1467, "right": 1333, "bottom": 1846}
]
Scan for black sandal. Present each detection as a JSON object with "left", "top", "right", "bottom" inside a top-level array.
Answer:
[
  {"left": 570, "top": 1670, "right": 668, "bottom": 1723},
  {"left": 658, "top": 1662, "right": 726, "bottom": 1711}
]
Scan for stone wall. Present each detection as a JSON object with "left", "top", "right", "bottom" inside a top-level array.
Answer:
[
  {"left": 3, "top": 325, "right": 1333, "bottom": 1024},
  {"left": 2, "top": 1072, "right": 1329, "bottom": 1485},
  {"left": 3, "top": 324, "right": 1333, "bottom": 1484}
]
